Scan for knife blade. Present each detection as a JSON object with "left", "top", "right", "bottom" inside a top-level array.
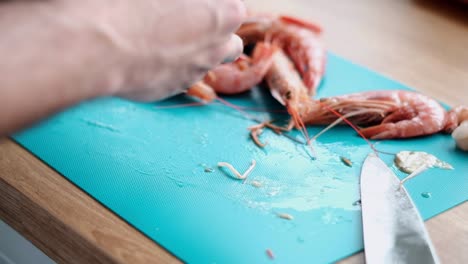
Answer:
[{"left": 360, "top": 153, "right": 440, "bottom": 264}]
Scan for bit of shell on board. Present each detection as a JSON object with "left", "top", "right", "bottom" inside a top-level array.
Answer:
[
  {"left": 250, "top": 180, "right": 262, "bottom": 188},
  {"left": 266, "top": 249, "right": 275, "bottom": 260},
  {"left": 340, "top": 156, "right": 352, "bottom": 167},
  {"left": 277, "top": 213, "right": 294, "bottom": 220}
]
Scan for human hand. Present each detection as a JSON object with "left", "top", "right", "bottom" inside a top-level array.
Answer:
[{"left": 58, "top": 0, "right": 246, "bottom": 101}]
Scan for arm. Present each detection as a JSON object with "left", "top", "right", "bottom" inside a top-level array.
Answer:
[
  {"left": 0, "top": 0, "right": 245, "bottom": 136},
  {"left": 0, "top": 1, "right": 120, "bottom": 135}
]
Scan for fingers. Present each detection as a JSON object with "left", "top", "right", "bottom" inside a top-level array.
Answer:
[
  {"left": 190, "top": 33, "right": 243, "bottom": 72},
  {"left": 178, "top": 34, "right": 243, "bottom": 99},
  {"left": 216, "top": 0, "right": 247, "bottom": 34},
  {"left": 153, "top": 0, "right": 245, "bottom": 46},
  {"left": 220, "top": 34, "right": 243, "bottom": 63},
  {"left": 114, "top": 0, "right": 247, "bottom": 102}
]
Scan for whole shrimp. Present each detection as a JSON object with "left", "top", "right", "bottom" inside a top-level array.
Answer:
[
  {"left": 237, "top": 14, "right": 326, "bottom": 96},
  {"left": 301, "top": 90, "right": 453, "bottom": 139},
  {"left": 263, "top": 50, "right": 456, "bottom": 140},
  {"left": 265, "top": 47, "right": 312, "bottom": 134},
  {"left": 263, "top": 49, "right": 466, "bottom": 141},
  {"left": 186, "top": 42, "right": 276, "bottom": 102}
]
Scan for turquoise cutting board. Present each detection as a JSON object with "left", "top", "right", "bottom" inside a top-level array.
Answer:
[{"left": 13, "top": 53, "right": 467, "bottom": 263}]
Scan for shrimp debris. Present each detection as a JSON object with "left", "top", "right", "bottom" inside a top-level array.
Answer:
[
  {"left": 249, "top": 124, "right": 268, "bottom": 148},
  {"left": 217, "top": 160, "right": 257, "bottom": 181},
  {"left": 394, "top": 151, "right": 453, "bottom": 174},
  {"left": 204, "top": 167, "right": 214, "bottom": 173},
  {"left": 277, "top": 213, "right": 294, "bottom": 220},
  {"left": 250, "top": 180, "right": 262, "bottom": 188},
  {"left": 395, "top": 151, "right": 453, "bottom": 186},
  {"left": 266, "top": 249, "right": 275, "bottom": 260},
  {"left": 340, "top": 156, "right": 353, "bottom": 167}
]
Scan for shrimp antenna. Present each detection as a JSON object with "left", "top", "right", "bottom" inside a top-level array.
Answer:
[
  {"left": 316, "top": 101, "right": 380, "bottom": 155},
  {"left": 154, "top": 102, "right": 206, "bottom": 109},
  {"left": 311, "top": 109, "right": 384, "bottom": 141},
  {"left": 214, "top": 96, "right": 261, "bottom": 122},
  {"left": 287, "top": 105, "right": 315, "bottom": 158}
]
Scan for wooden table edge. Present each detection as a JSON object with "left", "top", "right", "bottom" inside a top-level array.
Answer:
[{"left": 0, "top": 139, "right": 179, "bottom": 264}]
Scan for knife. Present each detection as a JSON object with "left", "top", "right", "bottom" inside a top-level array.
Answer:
[{"left": 360, "top": 153, "right": 440, "bottom": 264}]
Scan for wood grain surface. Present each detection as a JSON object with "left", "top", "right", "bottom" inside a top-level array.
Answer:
[
  {"left": 1, "top": 0, "right": 467, "bottom": 263},
  {"left": 0, "top": 139, "right": 179, "bottom": 264}
]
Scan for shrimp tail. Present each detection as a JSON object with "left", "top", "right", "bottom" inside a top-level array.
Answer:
[{"left": 186, "top": 81, "right": 217, "bottom": 103}]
